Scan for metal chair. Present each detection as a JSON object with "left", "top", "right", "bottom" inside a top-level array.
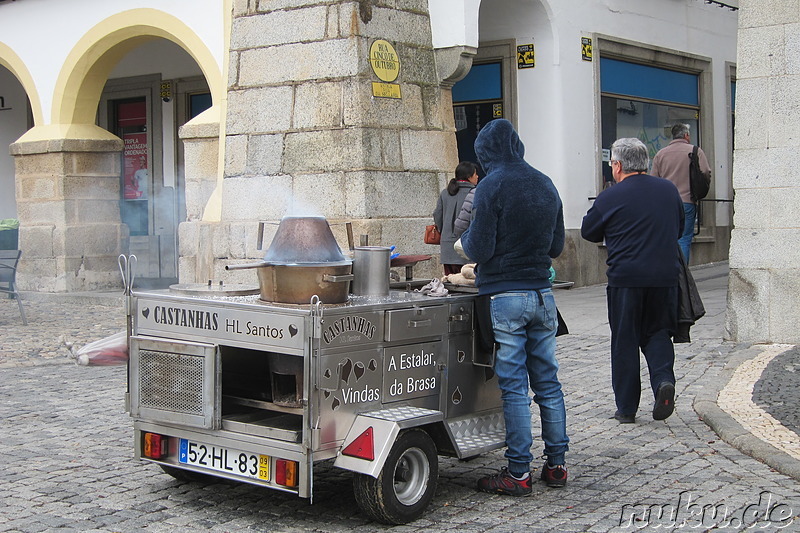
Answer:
[{"left": 0, "top": 250, "right": 27, "bottom": 325}]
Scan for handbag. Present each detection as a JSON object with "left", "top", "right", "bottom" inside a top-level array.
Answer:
[
  {"left": 688, "top": 145, "right": 710, "bottom": 202},
  {"left": 424, "top": 224, "right": 441, "bottom": 245}
]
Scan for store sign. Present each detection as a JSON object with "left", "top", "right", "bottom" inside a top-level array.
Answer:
[
  {"left": 372, "top": 82, "right": 401, "bottom": 99},
  {"left": 123, "top": 132, "right": 149, "bottom": 200},
  {"left": 517, "top": 44, "right": 535, "bottom": 69},
  {"left": 369, "top": 39, "right": 400, "bottom": 82},
  {"left": 582, "top": 37, "right": 593, "bottom": 61},
  {"left": 370, "top": 39, "right": 401, "bottom": 99}
]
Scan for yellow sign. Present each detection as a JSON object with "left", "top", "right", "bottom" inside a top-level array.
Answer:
[
  {"left": 372, "top": 82, "right": 402, "bottom": 99},
  {"left": 581, "top": 37, "right": 593, "bottom": 61},
  {"left": 492, "top": 103, "right": 503, "bottom": 118},
  {"left": 370, "top": 40, "right": 400, "bottom": 82},
  {"left": 517, "top": 44, "right": 535, "bottom": 69}
]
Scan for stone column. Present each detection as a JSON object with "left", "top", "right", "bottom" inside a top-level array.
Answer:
[
  {"left": 194, "top": 0, "right": 458, "bottom": 282},
  {"left": 726, "top": 0, "right": 800, "bottom": 343},
  {"left": 10, "top": 136, "right": 127, "bottom": 292}
]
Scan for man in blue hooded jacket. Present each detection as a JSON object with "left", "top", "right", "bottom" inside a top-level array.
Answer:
[{"left": 461, "top": 119, "right": 569, "bottom": 495}]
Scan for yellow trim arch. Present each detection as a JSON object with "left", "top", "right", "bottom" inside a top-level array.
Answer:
[
  {"left": 0, "top": 41, "right": 44, "bottom": 126},
  {"left": 52, "top": 8, "right": 223, "bottom": 127}
]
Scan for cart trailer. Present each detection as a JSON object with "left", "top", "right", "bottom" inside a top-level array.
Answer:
[{"left": 126, "top": 287, "right": 505, "bottom": 524}]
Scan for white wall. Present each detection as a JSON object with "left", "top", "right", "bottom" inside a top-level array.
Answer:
[
  {"left": 0, "top": 67, "right": 28, "bottom": 218},
  {"left": 0, "top": 0, "right": 223, "bottom": 125},
  {"left": 450, "top": 0, "right": 738, "bottom": 230}
]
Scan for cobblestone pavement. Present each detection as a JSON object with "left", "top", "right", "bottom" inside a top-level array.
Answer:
[
  {"left": 755, "top": 347, "right": 800, "bottom": 437},
  {"left": 2, "top": 264, "right": 800, "bottom": 532}
]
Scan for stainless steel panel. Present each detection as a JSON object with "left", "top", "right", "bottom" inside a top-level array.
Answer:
[
  {"left": 445, "top": 333, "right": 502, "bottom": 418},
  {"left": 134, "top": 296, "right": 307, "bottom": 354},
  {"left": 446, "top": 410, "right": 506, "bottom": 459},
  {"left": 384, "top": 305, "right": 448, "bottom": 341},
  {"left": 382, "top": 342, "right": 442, "bottom": 404},
  {"left": 130, "top": 336, "right": 220, "bottom": 429},
  {"left": 222, "top": 412, "right": 302, "bottom": 442},
  {"left": 448, "top": 301, "right": 473, "bottom": 334},
  {"left": 318, "top": 310, "right": 385, "bottom": 349}
]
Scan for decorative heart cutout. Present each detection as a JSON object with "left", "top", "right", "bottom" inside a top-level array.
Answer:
[
  {"left": 289, "top": 325, "right": 298, "bottom": 337},
  {"left": 142, "top": 308, "right": 150, "bottom": 319},
  {"left": 340, "top": 359, "right": 352, "bottom": 383},
  {"left": 354, "top": 362, "right": 365, "bottom": 380}
]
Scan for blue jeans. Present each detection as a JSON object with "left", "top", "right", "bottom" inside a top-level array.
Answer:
[
  {"left": 490, "top": 289, "right": 569, "bottom": 474},
  {"left": 679, "top": 202, "right": 697, "bottom": 263}
]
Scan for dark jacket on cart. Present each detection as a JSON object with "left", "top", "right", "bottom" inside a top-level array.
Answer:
[{"left": 460, "top": 119, "right": 564, "bottom": 296}]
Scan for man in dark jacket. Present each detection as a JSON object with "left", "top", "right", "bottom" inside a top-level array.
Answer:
[
  {"left": 461, "top": 119, "right": 568, "bottom": 495},
  {"left": 581, "top": 137, "right": 684, "bottom": 424}
]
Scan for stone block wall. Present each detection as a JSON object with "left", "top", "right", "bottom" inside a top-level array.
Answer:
[
  {"left": 10, "top": 137, "right": 128, "bottom": 291},
  {"left": 180, "top": 0, "right": 457, "bottom": 283},
  {"left": 726, "top": 0, "right": 800, "bottom": 343}
]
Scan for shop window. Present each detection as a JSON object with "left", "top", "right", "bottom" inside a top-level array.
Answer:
[
  {"left": 189, "top": 92, "right": 212, "bottom": 120},
  {"left": 600, "top": 58, "right": 700, "bottom": 189},
  {"left": 452, "top": 61, "right": 504, "bottom": 170},
  {"left": 112, "top": 98, "right": 150, "bottom": 236}
]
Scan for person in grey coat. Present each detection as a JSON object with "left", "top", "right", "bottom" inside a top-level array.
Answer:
[{"left": 433, "top": 161, "right": 478, "bottom": 274}]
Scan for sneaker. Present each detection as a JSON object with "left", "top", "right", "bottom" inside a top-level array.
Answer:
[
  {"left": 476, "top": 467, "right": 532, "bottom": 496},
  {"left": 614, "top": 411, "right": 636, "bottom": 424},
  {"left": 540, "top": 461, "right": 568, "bottom": 488},
  {"left": 653, "top": 382, "right": 675, "bottom": 421}
]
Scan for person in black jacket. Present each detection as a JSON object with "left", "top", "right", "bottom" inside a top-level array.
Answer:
[
  {"left": 461, "top": 119, "right": 569, "bottom": 494},
  {"left": 581, "top": 138, "right": 684, "bottom": 424}
]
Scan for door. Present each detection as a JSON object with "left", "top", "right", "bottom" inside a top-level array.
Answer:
[{"left": 100, "top": 77, "right": 177, "bottom": 287}]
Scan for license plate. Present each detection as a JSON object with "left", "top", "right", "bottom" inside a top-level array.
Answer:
[{"left": 179, "top": 439, "right": 269, "bottom": 481}]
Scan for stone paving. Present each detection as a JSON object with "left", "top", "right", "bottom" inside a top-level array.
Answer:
[{"left": 1, "top": 264, "right": 800, "bottom": 532}]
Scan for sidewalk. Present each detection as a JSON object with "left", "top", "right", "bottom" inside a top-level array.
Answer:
[{"left": 1, "top": 263, "right": 800, "bottom": 532}]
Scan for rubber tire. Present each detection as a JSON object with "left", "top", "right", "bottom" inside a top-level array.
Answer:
[
  {"left": 159, "top": 464, "right": 213, "bottom": 483},
  {"left": 353, "top": 429, "right": 438, "bottom": 525}
]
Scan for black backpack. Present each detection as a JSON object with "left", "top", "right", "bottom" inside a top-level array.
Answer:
[{"left": 688, "top": 145, "right": 710, "bottom": 202}]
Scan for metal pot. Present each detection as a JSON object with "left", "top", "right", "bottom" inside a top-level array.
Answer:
[
  {"left": 352, "top": 246, "right": 390, "bottom": 296},
  {"left": 255, "top": 261, "right": 352, "bottom": 304},
  {"left": 225, "top": 216, "right": 353, "bottom": 304}
]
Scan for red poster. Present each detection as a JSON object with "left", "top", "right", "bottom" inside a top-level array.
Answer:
[{"left": 123, "top": 132, "right": 149, "bottom": 200}]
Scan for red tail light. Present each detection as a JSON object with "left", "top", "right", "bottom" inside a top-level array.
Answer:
[
  {"left": 143, "top": 432, "right": 169, "bottom": 459},
  {"left": 275, "top": 459, "right": 298, "bottom": 487}
]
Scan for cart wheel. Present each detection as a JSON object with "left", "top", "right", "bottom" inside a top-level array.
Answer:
[
  {"left": 159, "top": 464, "right": 212, "bottom": 483},
  {"left": 353, "top": 428, "right": 438, "bottom": 525}
]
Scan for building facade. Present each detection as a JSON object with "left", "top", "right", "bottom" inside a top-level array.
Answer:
[{"left": 0, "top": 0, "right": 739, "bottom": 292}]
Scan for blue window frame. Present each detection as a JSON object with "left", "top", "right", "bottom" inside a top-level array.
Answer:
[
  {"left": 600, "top": 58, "right": 698, "bottom": 106},
  {"left": 453, "top": 62, "right": 502, "bottom": 103}
]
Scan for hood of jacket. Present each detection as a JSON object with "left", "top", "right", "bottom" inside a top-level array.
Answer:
[{"left": 474, "top": 119, "right": 525, "bottom": 174}]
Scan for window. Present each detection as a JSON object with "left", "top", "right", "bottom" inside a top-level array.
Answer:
[
  {"left": 600, "top": 58, "right": 700, "bottom": 187},
  {"left": 452, "top": 61, "right": 504, "bottom": 169}
]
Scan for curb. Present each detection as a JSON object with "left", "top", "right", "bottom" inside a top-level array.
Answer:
[{"left": 693, "top": 344, "right": 800, "bottom": 482}]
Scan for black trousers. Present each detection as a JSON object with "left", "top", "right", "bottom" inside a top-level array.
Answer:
[{"left": 607, "top": 286, "right": 678, "bottom": 415}]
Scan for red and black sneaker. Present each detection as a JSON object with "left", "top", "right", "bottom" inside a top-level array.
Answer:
[
  {"left": 476, "top": 467, "right": 532, "bottom": 496},
  {"left": 540, "top": 461, "right": 568, "bottom": 488}
]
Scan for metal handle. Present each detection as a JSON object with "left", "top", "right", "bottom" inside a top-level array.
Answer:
[
  {"left": 408, "top": 319, "right": 432, "bottom": 328},
  {"left": 225, "top": 261, "right": 267, "bottom": 270},
  {"left": 449, "top": 313, "right": 470, "bottom": 322},
  {"left": 323, "top": 273, "right": 354, "bottom": 283}
]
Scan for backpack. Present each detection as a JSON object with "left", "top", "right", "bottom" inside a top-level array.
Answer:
[{"left": 688, "top": 145, "right": 710, "bottom": 202}]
